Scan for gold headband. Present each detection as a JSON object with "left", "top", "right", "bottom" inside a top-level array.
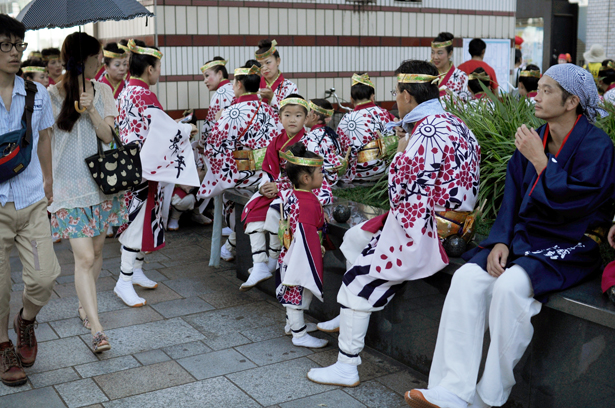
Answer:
[
  {"left": 201, "top": 59, "right": 227, "bottom": 73},
  {"left": 352, "top": 73, "right": 374, "bottom": 88},
  {"left": 103, "top": 50, "right": 125, "bottom": 59},
  {"left": 127, "top": 39, "right": 163, "bottom": 59},
  {"left": 234, "top": 65, "right": 261, "bottom": 77},
  {"left": 280, "top": 150, "right": 324, "bottom": 167},
  {"left": 468, "top": 71, "right": 491, "bottom": 82},
  {"left": 117, "top": 43, "right": 130, "bottom": 53},
  {"left": 280, "top": 97, "right": 310, "bottom": 111},
  {"left": 22, "top": 66, "right": 46, "bottom": 73},
  {"left": 520, "top": 70, "right": 541, "bottom": 78},
  {"left": 309, "top": 101, "right": 334, "bottom": 117},
  {"left": 397, "top": 73, "right": 442, "bottom": 84},
  {"left": 42, "top": 55, "right": 59, "bottom": 62},
  {"left": 255, "top": 39, "right": 277, "bottom": 59},
  {"left": 431, "top": 40, "right": 453, "bottom": 49}
]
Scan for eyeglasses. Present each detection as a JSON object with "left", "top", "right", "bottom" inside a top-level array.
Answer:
[
  {"left": 390, "top": 90, "right": 398, "bottom": 97},
  {"left": 0, "top": 42, "right": 28, "bottom": 53}
]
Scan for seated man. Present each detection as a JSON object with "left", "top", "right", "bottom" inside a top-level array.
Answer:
[
  {"left": 405, "top": 64, "right": 615, "bottom": 408},
  {"left": 306, "top": 60, "right": 480, "bottom": 387}
]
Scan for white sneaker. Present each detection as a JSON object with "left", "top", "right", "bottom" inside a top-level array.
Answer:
[
  {"left": 292, "top": 333, "right": 328, "bottom": 348},
  {"left": 307, "top": 361, "right": 360, "bottom": 387},
  {"left": 168, "top": 218, "right": 180, "bottom": 231},
  {"left": 239, "top": 262, "right": 272, "bottom": 291},
  {"left": 132, "top": 269, "right": 158, "bottom": 289},
  {"left": 267, "top": 257, "right": 279, "bottom": 273},
  {"left": 285, "top": 322, "right": 318, "bottom": 336},
  {"left": 106, "top": 225, "right": 115, "bottom": 238},
  {"left": 222, "top": 227, "right": 233, "bottom": 236},
  {"left": 114, "top": 279, "right": 146, "bottom": 307},
  {"left": 317, "top": 315, "right": 340, "bottom": 332},
  {"left": 191, "top": 212, "right": 212, "bottom": 225},
  {"left": 220, "top": 245, "right": 235, "bottom": 262},
  {"left": 52, "top": 236, "right": 61, "bottom": 244}
]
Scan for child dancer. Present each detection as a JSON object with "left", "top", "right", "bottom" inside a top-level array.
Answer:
[
  {"left": 20, "top": 59, "right": 49, "bottom": 87},
  {"left": 200, "top": 57, "right": 234, "bottom": 145},
  {"left": 114, "top": 40, "right": 199, "bottom": 306},
  {"left": 518, "top": 64, "right": 541, "bottom": 103},
  {"left": 240, "top": 95, "right": 332, "bottom": 291},
  {"left": 276, "top": 143, "right": 328, "bottom": 349},
  {"left": 302, "top": 99, "right": 347, "bottom": 185}
]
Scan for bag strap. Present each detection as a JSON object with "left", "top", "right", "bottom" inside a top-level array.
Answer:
[
  {"left": 91, "top": 82, "right": 125, "bottom": 158},
  {"left": 22, "top": 80, "right": 38, "bottom": 147}
]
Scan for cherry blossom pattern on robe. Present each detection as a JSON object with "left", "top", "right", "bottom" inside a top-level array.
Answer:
[
  {"left": 342, "top": 112, "right": 481, "bottom": 308},
  {"left": 440, "top": 66, "right": 471, "bottom": 103},
  {"left": 276, "top": 189, "right": 326, "bottom": 305},
  {"left": 337, "top": 103, "right": 394, "bottom": 182},
  {"left": 200, "top": 80, "right": 235, "bottom": 145},
  {"left": 198, "top": 95, "right": 279, "bottom": 199},
  {"left": 302, "top": 125, "right": 344, "bottom": 184}
]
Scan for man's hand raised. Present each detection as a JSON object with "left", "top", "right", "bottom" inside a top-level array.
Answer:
[{"left": 515, "top": 125, "right": 548, "bottom": 174}]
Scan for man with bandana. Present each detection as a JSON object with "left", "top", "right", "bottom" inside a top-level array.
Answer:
[{"left": 405, "top": 64, "right": 615, "bottom": 408}]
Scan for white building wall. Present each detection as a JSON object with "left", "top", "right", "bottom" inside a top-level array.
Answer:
[{"left": 586, "top": 0, "right": 615, "bottom": 60}]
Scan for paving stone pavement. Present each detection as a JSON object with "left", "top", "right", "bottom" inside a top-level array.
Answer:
[{"left": 0, "top": 222, "right": 427, "bottom": 407}]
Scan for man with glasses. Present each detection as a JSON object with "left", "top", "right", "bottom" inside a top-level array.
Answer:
[{"left": 0, "top": 14, "right": 60, "bottom": 387}]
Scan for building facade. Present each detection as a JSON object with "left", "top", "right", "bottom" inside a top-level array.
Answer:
[
  {"left": 586, "top": 0, "right": 615, "bottom": 61},
  {"left": 87, "top": 0, "right": 517, "bottom": 118}
]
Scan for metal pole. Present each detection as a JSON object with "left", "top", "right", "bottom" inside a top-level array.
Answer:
[{"left": 209, "top": 195, "right": 223, "bottom": 267}]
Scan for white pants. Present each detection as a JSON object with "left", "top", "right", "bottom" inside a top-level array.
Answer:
[
  {"left": 245, "top": 207, "right": 282, "bottom": 264},
  {"left": 339, "top": 221, "right": 375, "bottom": 268},
  {"left": 428, "top": 263, "right": 542, "bottom": 407}
]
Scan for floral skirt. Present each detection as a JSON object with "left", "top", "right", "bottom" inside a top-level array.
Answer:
[{"left": 51, "top": 197, "right": 128, "bottom": 240}]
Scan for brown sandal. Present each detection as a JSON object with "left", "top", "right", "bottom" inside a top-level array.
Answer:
[
  {"left": 92, "top": 332, "right": 111, "bottom": 353},
  {"left": 78, "top": 307, "right": 90, "bottom": 329}
]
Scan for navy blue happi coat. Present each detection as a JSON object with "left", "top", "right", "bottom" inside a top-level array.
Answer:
[{"left": 464, "top": 115, "right": 615, "bottom": 301}]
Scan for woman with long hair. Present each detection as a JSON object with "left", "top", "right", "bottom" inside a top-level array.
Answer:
[
  {"left": 254, "top": 39, "right": 298, "bottom": 112},
  {"left": 47, "top": 32, "right": 127, "bottom": 353}
]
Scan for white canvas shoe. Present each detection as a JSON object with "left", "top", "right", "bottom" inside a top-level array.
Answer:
[
  {"left": 114, "top": 279, "right": 146, "bottom": 307},
  {"left": 132, "top": 269, "right": 158, "bottom": 289},
  {"left": 239, "top": 262, "right": 272, "bottom": 291},
  {"left": 222, "top": 227, "right": 233, "bottom": 236},
  {"left": 307, "top": 362, "right": 360, "bottom": 387},
  {"left": 317, "top": 315, "right": 340, "bottom": 332}
]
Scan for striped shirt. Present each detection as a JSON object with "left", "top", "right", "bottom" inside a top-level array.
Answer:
[{"left": 0, "top": 76, "right": 54, "bottom": 210}]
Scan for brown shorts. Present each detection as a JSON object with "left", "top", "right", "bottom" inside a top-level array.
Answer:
[{"left": 0, "top": 199, "right": 61, "bottom": 319}]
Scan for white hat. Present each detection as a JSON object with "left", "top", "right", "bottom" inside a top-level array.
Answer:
[{"left": 583, "top": 44, "right": 606, "bottom": 63}]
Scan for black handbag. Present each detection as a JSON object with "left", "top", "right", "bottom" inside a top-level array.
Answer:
[
  {"left": 84, "top": 126, "right": 142, "bottom": 194},
  {"left": 0, "top": 80, "right": 37, "bottom": 183}
]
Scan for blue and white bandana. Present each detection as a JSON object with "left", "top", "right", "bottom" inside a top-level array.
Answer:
[{"left": 543, "top": 63, "right": 608, "bottom": 123}]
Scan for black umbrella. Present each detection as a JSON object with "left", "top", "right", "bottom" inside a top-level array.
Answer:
[{"left": 16, "top": 0, "right": 154, "bottom": 110}]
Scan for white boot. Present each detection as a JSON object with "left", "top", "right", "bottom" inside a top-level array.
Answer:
[
  {"left": 220, "top": 245, "right": 235, "bottom": 262},
  {"left": 406, "top": 386, "right": 467, "bottom": 408},
  {"left": 114, "top": 278, "right": 146, "bottom": 307},
  {"left": 222, "top": 227, "right": 233, "bottom": 236},
  {"left": 268, "top": 257, "right": 279, "bottom": 273},
  {"left": 317, "top": 314, "right": 340, "bottom": 332},
  {"left": 168, "top": 207, "right": 181, "bottom": 231},
  {"left": 307, "top": 361, "right": 359, "bottom": 387},
  {"left": 132, "top": 269, "right": 158, "bottom": 289},
  {"left": 286, "top": 308, "right": 328, "bottom": 349},
  {"left": 306, "top": 308, "right": 370, "bottom": 387},
  {"left": 239, "top": 262, "right": 271, "bottom": 291}
]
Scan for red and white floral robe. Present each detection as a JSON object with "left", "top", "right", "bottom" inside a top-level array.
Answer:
[
  {"left": 302, "top": 124, "right": 345, "bottom": 184},
  {"left": 260, "top": 73, "right": 298, "bottom": 113},
  {"left": 200, "top": 80, "right": 235, "bottom": 145},
  {"left": 340, "top": 112, "right": 481, "bottom": 308},
  {"left": 276, "top": 189, "right": 326, "bottom": 305},
  {"left": 439, "top": 64, "right": 470, "bottom": 102},
  {"left": 116, "top": 78, "right": 199, "bottom": 251},
  {"left": 197, "top": 93, "right": 279, "bottom": 200},
  {"left": 337, "top": 102, "right": 395, "bottom": 182}
]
